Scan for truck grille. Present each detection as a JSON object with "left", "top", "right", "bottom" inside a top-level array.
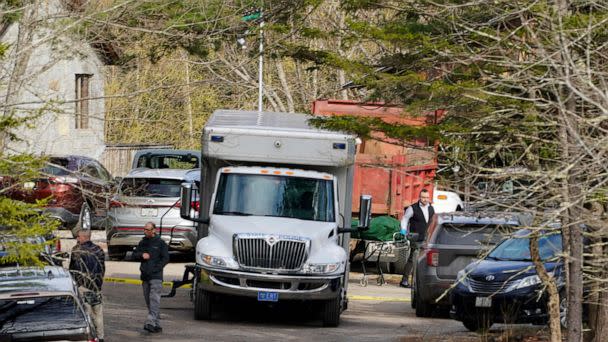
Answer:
[
  {"left": 234, "top": 234, "right": 309, "bottom": 270},
  {"left": 469, "top": 278, "right": 516, "bottom": 294}
]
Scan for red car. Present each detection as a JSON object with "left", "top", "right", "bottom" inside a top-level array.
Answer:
[{"left": 1, "top": 155, "right": 115, "bottom": 236}]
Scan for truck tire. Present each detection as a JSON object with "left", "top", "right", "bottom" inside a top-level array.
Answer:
[
  {"left": 321, "top": 297, "right": 341, "bottom": 327},
  {"left": 194, "top": 286, "right": 213, "bottom": 320}
]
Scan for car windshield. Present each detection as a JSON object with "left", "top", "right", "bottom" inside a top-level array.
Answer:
[
  {"left": 213, "top": 173, "right": 335, "bottom": 222},
  {"left": 436, "top": 223, "right": 514, "bottom": 246},
  {"left": 0, "top": 295, "right": 87, "bottom": 334},
  {"left": 42, "top": 158, "right": 73, "bottom": 176},
  {"left": 136, "top": 154, "right": 199, "bottom": 169},
  {"left": 487, "top": 233, "right": 562, "bottom": 261},
  {"left": 120, "top": 178, "right": 183, "bottom": 197}
]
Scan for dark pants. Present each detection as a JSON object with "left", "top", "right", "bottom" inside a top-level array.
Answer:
[{"left": 401, "top": 242, "right": 422, "bottom": 285}]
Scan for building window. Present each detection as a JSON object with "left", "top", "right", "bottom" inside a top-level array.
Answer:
[{"left": 75, "top": 74, "right": 92, "bottom": 129}]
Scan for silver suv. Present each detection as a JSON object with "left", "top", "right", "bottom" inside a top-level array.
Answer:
[
  {"left": 411, "top": 212, "right": 522, "bottom": 317},
  {"left": 106, "top": 168, "right": 200, "bottom": 259}
]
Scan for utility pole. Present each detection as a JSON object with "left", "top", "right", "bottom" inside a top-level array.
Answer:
[
  {"left": 242, "top": 8, "right": 264, "bottom": 112},
  {"left": 258, "top": 11, "right": 264, "bottom": 112}
]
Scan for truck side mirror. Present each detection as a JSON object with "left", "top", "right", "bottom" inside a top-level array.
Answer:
[
  {"left": 358, "top": 194, "right": 372, "bottom": 230},
  {"left": 180, "top": 183, "right": 193, "bottom": 220}
]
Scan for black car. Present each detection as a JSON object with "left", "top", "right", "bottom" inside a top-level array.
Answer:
[
  {"left": 450, "top": 229, "right": 565, "bottom": 331},
  {"left": 0, "top": 266, "right": 97, "bottom": 341},
  {"left": 411, "top": 212, "right": 521, "bottom": 317}
]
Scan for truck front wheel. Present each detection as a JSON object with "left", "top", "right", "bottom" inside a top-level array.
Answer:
[
  {"left": 194, "top": 286, "right": 213, "bottom": 320},
  {"left": 321, "top": 297, "right": 341, "bottom": 327}
]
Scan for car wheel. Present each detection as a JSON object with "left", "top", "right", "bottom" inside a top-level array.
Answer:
[
  {"left": 74, "top": 203, "right": 92, "bottom": 237},
  {"left": 462, "top": 311, "right": 492, "bottom": 332},
  {"left": 194, "top": 286, "right": 213, "bottom": 320},
  {"left": 321, "top": 297, "right": 341, "bottom": 327},
  {"left": 415, "top": 284, "right": 434, "bottom": 317}
]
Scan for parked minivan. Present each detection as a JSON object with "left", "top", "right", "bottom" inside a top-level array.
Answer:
[
  {"left": 450, "top": 229, "right": 567, "bottom": 332},
  {"left": 106, "top": 168, "right": 199, "bottom": 259},
  {"left": 411, "top": 212, "right": 521, "bottom": 317}
]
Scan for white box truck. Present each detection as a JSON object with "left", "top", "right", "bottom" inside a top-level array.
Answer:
[{"left": 177, "top": 109, "right": 371, "bottom": 327}]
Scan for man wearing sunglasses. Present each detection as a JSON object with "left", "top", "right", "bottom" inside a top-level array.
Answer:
[{"left": 131, "top": 222, "right": 170, "bottom": 333}]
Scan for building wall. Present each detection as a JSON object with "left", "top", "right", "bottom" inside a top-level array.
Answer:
[{"left": 1, "top": 0, "right": 106, "bottom": 159}]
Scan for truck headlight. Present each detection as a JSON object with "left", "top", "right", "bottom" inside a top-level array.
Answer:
[
  {"left": 199, "top": 253, "right": 238, "bottom": 269},
  {"left": 302, "top": 262, "right": 343, "bottom": 274}
]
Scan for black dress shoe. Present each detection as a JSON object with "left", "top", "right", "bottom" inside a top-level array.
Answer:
[
  {"left": 144, "top": 324, "right": 156, "bottom": 332},
  {"left": 153, "top": 326, "right": 163, "bottom": 333},
  {"left": 399, "top": 281, "right": 410, "bottom": 288}
]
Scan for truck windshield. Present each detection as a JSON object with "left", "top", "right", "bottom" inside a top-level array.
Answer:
[{"left": 213, "top": 173, "right": 335, "bottom": 222}]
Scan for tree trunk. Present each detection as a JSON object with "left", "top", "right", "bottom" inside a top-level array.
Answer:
[
  {"left": 562, "top": 106, "right": 583, "bottom": 342},
  {"left": 592, "top": 266, "right": 608, "bottom": 342},
  {"left": 275, "top": 61, "right": 295, "bottom": 112},
  {"left": 530, "top": 231, "right": 562, "bottom": 342},
  {"left": 182, "top": 50, "right": 194, "bottom": 146}
]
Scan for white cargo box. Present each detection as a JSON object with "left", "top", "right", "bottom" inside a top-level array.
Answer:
[{"left": 203, "top": 110, "right": 356, "bottom": 167}]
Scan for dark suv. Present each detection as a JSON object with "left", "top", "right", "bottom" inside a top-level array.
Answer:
[
  {"left": 2, "top": 155, "right": 115, "bottom": 235},
  {"left": 411, "top": 212, "right": 522, "bottom": 317}
]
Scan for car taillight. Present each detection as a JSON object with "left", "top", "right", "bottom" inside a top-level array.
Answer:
[
  {"left": 426, "top": 249, "right": 439, "bottom": 267},
  {"left": 49, "top": 176, "right": 78, "bottom": 184},
  {"left": 55, "top": 239, "right": 61, "bottom": 252},
  {"left": 109, "top": 200, "right": 126, "bottom": 208},
  {"left": 174, "top": 200, "right": 198, "bottom": 211}
]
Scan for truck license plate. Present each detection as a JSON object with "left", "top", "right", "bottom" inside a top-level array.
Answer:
[
  {"left": 141, "top": 208, "right": 158, "bottom": 217},
  {"left": 475, "top": 297, "right": 492, "bottom": 308},
  {"left": 257, "top": 291, "right": 279, "bottom": 302}
]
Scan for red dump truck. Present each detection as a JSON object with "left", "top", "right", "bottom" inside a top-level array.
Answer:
[
  {"left": 311, "top": 99, "right": 459, "bottom": 217},
  {"left": 312, "top": 99, "right": 463, "bottom": 274}
]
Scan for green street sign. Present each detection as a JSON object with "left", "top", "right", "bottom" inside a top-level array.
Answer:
[{"left": 242, "top": 10, "right": 262, "bottom": 22}]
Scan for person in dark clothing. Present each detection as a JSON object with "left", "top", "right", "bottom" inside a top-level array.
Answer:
[
  {"left": 399, "top": 189, "right": 435, "bottom": 288},
  {"left": 69, "top": 229, "right": 106, "bottom": 342},
  {"left": 131, "top": 222, "right": 170, "bottom": 333}
]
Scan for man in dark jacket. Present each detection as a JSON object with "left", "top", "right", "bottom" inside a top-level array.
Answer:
[
  {"left": 399, "top": 189, "right": 435, "bottom": 288},
  {"left": 69, "top": 229, "right": 106, "bottom": 342},
  {"left": 132, "top": 222, "right": 169, "bottom": 333}
]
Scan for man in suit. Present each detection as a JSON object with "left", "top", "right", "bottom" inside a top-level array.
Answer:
[{"left": 399, "top": 189, "right": 435, "bottom": 288}]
